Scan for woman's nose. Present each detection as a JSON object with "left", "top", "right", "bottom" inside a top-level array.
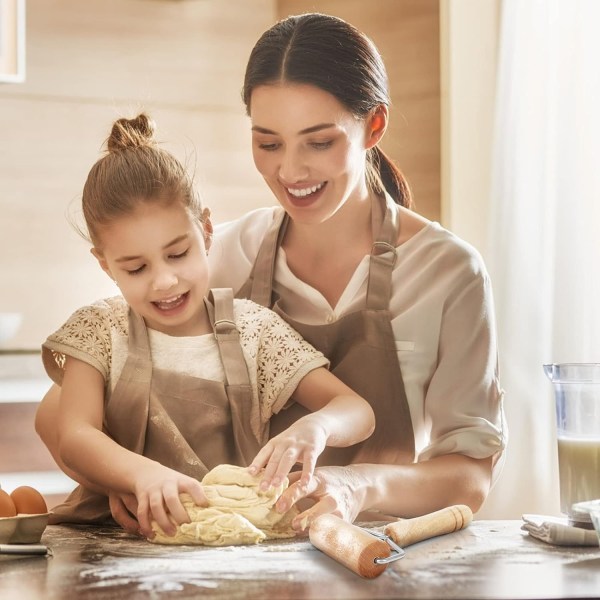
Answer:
[{"left": 278, "top": 148, "right": 308, "bottom": 183}]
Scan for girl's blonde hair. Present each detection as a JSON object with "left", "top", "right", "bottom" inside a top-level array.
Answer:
[{"left": 82, "top": 113, "right": 203, "bottom": 247}]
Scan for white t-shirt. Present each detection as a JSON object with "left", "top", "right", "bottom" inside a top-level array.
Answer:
[{"left": 208, "top": 207, "right": 507, "bottom": 464}]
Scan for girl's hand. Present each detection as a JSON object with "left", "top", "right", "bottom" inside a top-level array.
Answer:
[
  {"left": 131, "top": 462, "right": 207, "bottom": 539},
  {"left": 275, "top": 466, "right": 368, "bottom": 531},
  {"left": 248, "top": 417, "right": 328, "bottom": 491}
]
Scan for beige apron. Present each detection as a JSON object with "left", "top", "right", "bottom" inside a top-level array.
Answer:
[
  {"left": 238, "top": 196, "right": 415, "bottom": 466},
  {"left": 49, "top": 288, "right": 260, "bottom": 525}
]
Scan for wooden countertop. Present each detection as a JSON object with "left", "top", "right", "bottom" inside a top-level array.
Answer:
[{"left": 1, "top": 520, "right": 599, "bottom": 599}]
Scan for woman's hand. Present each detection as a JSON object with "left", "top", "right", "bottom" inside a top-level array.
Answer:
[
  {"left": 275, "top": 465, "right": 370, "bottom": 530},
  {"left": 131, "top": 463, "right": 207, "bottom": 539},
  {"left": 108, "top": 491, "right": 141, "bottom": 536},
  {"left": 247, "top": 417, "right": 328, "bottom": 491}
]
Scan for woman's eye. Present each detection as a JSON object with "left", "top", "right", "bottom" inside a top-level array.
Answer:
[
  {"left": 126, "top": 265, "right": 146, "bottom": 276},
  {"left": 170, "top": 249, "right": 189, "bottom": 260},
  {"left": 310, "top": 141, "right": 333, "bottom": 150},
  {"left": 258, "top": 142, "right": 280, "bottom": 151}
]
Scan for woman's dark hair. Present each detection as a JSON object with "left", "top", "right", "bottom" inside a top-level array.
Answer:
[{"left": 243, "top": 13, "right": 412, "bottom": 208}]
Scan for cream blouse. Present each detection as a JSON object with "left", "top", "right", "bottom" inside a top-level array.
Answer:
[{"left": 208, "top": 207, "right": 507, "bottom": 464}]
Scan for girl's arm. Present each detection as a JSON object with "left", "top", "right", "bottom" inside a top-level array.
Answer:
[
  {"left": 248, "top": 367, "right": 375, "bottom": 490},
  {"left": 57, "top": 356, "right": 206, "bottom": 538}
]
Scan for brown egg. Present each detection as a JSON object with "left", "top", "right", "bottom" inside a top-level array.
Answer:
[
  {"left": 10, "top": 486, "right": 48, "bottom": 515},
  {"left": 0, "top": 488, "right": 17, "bottom": 517}
]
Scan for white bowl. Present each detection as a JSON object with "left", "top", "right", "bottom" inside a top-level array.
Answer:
[{"left": 0, "top": 313, "right": 22, "bottom": 345}]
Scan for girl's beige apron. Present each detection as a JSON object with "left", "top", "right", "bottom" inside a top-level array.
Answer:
[
  {"left": 238, "top": 195, "right": 415, "bottom": 467},
  {"left": 50, "top": 289, "right": 259, "bottom": 525}
]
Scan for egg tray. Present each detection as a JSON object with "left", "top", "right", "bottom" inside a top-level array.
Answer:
[{"left": 0, "top": 513, "right": 50, "bottom": 544}]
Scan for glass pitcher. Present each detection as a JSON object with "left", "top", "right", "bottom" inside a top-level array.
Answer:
[{"left": 544, "top": 363, "right": 600, "bottom": 526}]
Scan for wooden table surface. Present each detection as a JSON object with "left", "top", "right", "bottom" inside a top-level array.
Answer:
[{"left": 1, "top": 520, "right": 599, "bottom": 599}]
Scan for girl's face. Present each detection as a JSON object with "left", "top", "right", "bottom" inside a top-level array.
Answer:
[
  {"left": 249, "top": 83, "right": 373, "bottom": 225},
  {"left": 93, "top": 201, "right": 212, "bottom": 336}
]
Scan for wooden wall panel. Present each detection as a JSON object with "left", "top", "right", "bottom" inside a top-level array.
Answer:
[
  {"left": 0, "top": 0, "right": 440, "bottom": 350},
  {"left": 0, "top": 0, "right": 275, "bottom": 349},
  {"left": 276, "top": 0, "right": 441, "bottom": 220}
]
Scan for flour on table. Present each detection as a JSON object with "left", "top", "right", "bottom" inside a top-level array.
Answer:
[{"left": 150, "top": 464, "right": 298, "bottom": 546}]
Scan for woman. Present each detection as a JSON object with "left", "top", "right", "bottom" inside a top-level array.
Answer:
[
  {"left": 38, "top": 13, "right": 506, "bottom": 532},
  {"left": 207, "top": 12, "right": 506, "bottom": 523}
]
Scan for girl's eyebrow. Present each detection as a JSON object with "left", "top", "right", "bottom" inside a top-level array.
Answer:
[
  {"left": 251, "top": 123, "right": 336, "bottom": 135},
  {"left": 115, "top": 234, "right": 189, "bottom": 263}
]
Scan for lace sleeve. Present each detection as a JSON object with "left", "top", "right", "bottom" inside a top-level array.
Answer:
[
  {"left": 235, "top": 300, "right": 329, "bottom": 422},
  {"left": 41, "top": 298, "right": 126, "bottom": 385}
]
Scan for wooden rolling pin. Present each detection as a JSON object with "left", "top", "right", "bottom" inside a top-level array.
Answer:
[
  {"left": 384, "top": 504, "right": 473, "bottom": 547},
  {"left": 309, "top": 505, "right": 473, "bottom": 579},
  {"left": 309, "top": 514, "right": 391, "bottom": 579}
]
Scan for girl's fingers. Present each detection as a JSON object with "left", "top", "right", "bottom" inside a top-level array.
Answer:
[
  {"left": 136, "top": 495, "right": 153, "bottom": 539},
  {"left": 298, "top": 449, "right": 317, "bottom": 487},
  {"left": 164, "top": 486, "right": 191, "bottom": 526},
  {"left": 182, "top": 481, "right": 208, "bottom": 508},
  {"left": 261, "top": 447, "right": 298, "bottom": 490},
  {"left": 248, "top": 443, "right": 274, "bottom": 476},
  {"left": 148, "top": 492, "right": 175, "bottom": 538},
  {"left": 270, "top": 447, "right": 302, "bottom": 488}
]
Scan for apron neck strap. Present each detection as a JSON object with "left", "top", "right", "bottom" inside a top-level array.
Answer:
[
  {"left": 246, "top": 209, "right": 287, "bottom": 307},
  {"left": 366, "top": 193, "right": 400, "bottom": 310},
  {"left": 208, "top": 288, "right": 251, "bottom": 387}
]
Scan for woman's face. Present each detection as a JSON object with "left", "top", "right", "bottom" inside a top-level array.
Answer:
[
  {"left": 249, "top": 83, "right": 371, "bottom": 225},
  {"left": 93, "top": 201, "right": 212, "bottom": 337}
]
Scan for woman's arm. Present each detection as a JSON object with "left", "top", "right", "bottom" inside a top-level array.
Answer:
[
  {"left": 35, "top": 384, "right": 105, "bottom": 492},
  {"left": 57, "top": 357, "right": 206, "bottom": 537},
  {"left": 276, "top": 454, "right": 494, "bottom": 530},
  {"left": 248, "top": 367, "right": 375, "bottom": 490}
]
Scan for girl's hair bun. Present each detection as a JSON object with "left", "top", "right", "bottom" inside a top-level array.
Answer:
[{"left": 107, "top": 113, "right": 156, "bottom": 153}]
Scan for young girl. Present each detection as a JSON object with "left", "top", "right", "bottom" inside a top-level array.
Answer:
[{"left": 40, "top": 113, "right": 375, "bottom": 540}]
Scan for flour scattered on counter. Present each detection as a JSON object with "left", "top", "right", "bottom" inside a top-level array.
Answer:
[{"left": 78, "top": 541, "right": 327, "bottom": 593}]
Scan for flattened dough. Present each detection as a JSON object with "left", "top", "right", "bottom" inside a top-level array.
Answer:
[{"left": 151, "top": 464, "right": 298, "bottom": 546}]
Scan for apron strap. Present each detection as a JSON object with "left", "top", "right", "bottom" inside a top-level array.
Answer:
[
  {"left": 243, "top": 209, "right": 287, "bottom": 307},
  {"left": 209, "top": 288, "right": 252, "bottom": 387},
  {"left": 104, "top": 308, "right": 152, "bottom": 454},
  {"left": 209, "top": 288, "right": 261, "bottom": 462},
  {"left": 366, "top": 194, "right": 400, "bottom": 311}
]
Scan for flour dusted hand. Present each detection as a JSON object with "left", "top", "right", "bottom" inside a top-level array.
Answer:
[{"left": 150, "top": 464, "right": 298, "bottom": 545}]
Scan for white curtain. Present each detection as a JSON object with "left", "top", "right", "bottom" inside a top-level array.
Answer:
[{"left": 479, "top": 0, "right": 600, "bottom": 519}]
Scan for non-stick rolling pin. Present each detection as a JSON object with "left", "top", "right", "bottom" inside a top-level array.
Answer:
[
  {"left": 384, "top": 504, "right": 473, "bottom": 547},
  {"left": 309, "top": 514, "right": 395, "bottom": 579},
  {"left": 309, "top": 505, "right": 473, "bottom": 579}
]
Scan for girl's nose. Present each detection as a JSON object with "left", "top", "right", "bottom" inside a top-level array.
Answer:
[
  {"left": 152, "top": 268, "right": 178, "bottom": 291},
  {"left": 278, "top": 148, "right": 308, "bottom": 183}
]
